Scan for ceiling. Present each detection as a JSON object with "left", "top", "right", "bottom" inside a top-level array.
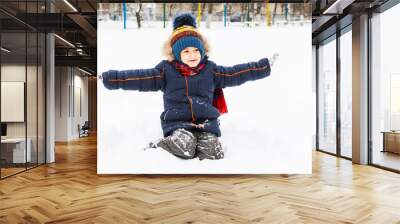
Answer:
[
  {"left": 1, "top": 0, "right": 97, "bottom": 74},
  {"left": 311, "top": 0, "right": 391, "bottom": 44},
  {"left": 0, "top": 0, "right": 394, "bottom": 74}
]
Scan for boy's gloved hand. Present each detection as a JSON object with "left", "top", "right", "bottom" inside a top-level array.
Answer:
[
  {"left": 101, "top": 70, "right": 119, "bottom": 90},
  {"left": 270, "top": 53, "right": 279, "bottom": 67}
]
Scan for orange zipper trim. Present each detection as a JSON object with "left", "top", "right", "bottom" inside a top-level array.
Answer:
[
  {"left": 184, "top": 76, "right": 195, "bottom": 122},
  {"left": 108, "top": 69, "right": 165, "bottom": 82},
  {"left": 214, "top": 64, "right": 269, "bottom": 77}
]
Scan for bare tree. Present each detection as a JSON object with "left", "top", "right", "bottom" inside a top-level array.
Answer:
[
  {"left": 191, "top": 3, "right": 197, "bottom": 14},
  {"left": 169, "top": 3, "right": 175, "bottom": 18},
  {"left": 202, "top": 3, "right": 206, "bottom": 14},
  {"left": 273, "top": 3, "right": 277, "bottom": 24},
  {"left": 206, "top": 3, "right": 213, "bottom": 28},
  {"left": 208, "top": 3, "right": 213, "bottom": 14},
  {"left": 256, "top": 2, "right": 262, "bottom": 15},
  {"left": 241, "top": 3, "right": 246, "bottom": 22},
  {"left": 136, "top": 3, "right": 142, "bottom": 28},
  {"left": 250, "top": 2, "right": 255, "bottom": 20}
]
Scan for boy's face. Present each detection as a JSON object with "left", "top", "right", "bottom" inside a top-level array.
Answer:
[{"left": 180, "top": 47, "right": 201, "bottom": 68}]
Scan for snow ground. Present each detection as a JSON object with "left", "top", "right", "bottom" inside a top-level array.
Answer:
[{"left": 97, "top": 21, "right": 314, "bottom": 174}]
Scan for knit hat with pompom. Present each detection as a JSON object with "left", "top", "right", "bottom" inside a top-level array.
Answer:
[{"left": 171, "top": 13, "right": 205, "bottom": 62}]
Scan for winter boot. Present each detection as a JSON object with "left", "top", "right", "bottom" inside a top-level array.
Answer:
[
  {"left": 156, "top": 128, "right": 197, "bottom": 159},
  {"left": 195, "top": 132, "right": 224, "bottom": 160}
]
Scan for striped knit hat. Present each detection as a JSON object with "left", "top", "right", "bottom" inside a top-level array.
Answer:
[{"left": 171, "top": 13, "right": 205, "bottom": 62}]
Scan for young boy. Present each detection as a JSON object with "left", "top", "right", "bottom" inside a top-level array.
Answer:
[{"left": 102, "top": 13, "right": 271, "bottom": 160}]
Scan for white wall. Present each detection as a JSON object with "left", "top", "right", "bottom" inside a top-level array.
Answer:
[
  {"left": 55, "top": 66, "right": 69, "bottom": 141},
  {"left": 1, "top": 65, "right": 27, "bottom": 141},
  {"left": 1, "top": 65, "right": 26, "bottom": 130},
  {"left": 55, "top": 67, "right": 89, "bottom": 141},
  {"left": 1, "top": 65, "right": 38, "bottom": 138},
  {"left": 1, "top": 63, "right": 46, "bottom": 163},
  {"left": 71, "top": 72, "right": 89, "bottom": 138}
]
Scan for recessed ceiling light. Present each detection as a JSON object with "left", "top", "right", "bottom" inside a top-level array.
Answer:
[
  {"left": 322, "top": 0, "right": 355, "bottom": 15},
  {"left": 63, "top": 0, "right": 78, "bottom": 12},
  {"left": 78, "top": 67, "right": 93, "bottom": 76},
  {"left": 54, "top": 34, "right": 75, "bottom": 48},
  {"left": 1, "top": 47, "right": 11, "bottom": 53}
]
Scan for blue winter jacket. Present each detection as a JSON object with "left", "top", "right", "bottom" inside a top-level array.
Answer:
[{"left": 102, "top": 57, "right": 271, "bottom": 137}]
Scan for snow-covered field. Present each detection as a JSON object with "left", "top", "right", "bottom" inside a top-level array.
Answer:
[{"left": 97, "top": 21, "right": 314, "bottom": 174}]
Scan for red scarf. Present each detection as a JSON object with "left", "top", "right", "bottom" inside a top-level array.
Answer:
[{"left": 172, "top": 60, "right": 228, "bottom": 114}]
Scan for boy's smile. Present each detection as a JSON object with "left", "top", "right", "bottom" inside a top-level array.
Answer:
[{"left": 180, "top": 47, "right": 201, "bottom": 68}]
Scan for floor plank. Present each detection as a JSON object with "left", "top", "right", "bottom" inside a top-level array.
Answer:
[{"left": 1, "top": 134, "right": 400, "bottom": 223}]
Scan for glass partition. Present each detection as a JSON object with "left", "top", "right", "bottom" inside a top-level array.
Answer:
[
  {"left": 1, "top": 30, "right": 28, "bottom": 177},
  {"left": 0, "top": 1, "right": 46, "bottom": 179},
  {"left": 317, "top": 36, "right": 337, "bottom": 155},
  {"left": 371, "top": 3, "right": 400, "bottom": 171},
  {"left": 339, "top": 28, "right": 352, "bottom": 158}
]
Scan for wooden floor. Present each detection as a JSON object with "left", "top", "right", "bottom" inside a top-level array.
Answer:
[
  {"left": 373, "top": 150, "right": 400, "bottom": 171},
  {"left": 0, "top": 167, "right": 26, "bottom": 178},
  {"left": 1, "top": 134, "right": 400, "bottom": 223}
]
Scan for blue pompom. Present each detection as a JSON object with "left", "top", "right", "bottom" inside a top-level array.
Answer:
[{"left": 173, "top": 13, "right": 196, "bottom": 30}]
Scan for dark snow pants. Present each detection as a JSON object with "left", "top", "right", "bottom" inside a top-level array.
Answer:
[{"left": 156, "top": 128, "right": 224, "bottom": 160}]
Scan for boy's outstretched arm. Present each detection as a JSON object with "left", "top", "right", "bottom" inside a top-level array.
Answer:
[
  {"left": 214, "top": 58, "right": 271, "bottom": 89},
  {"left": 101, "top": 61, "right": 165, "bottom": 91}
]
